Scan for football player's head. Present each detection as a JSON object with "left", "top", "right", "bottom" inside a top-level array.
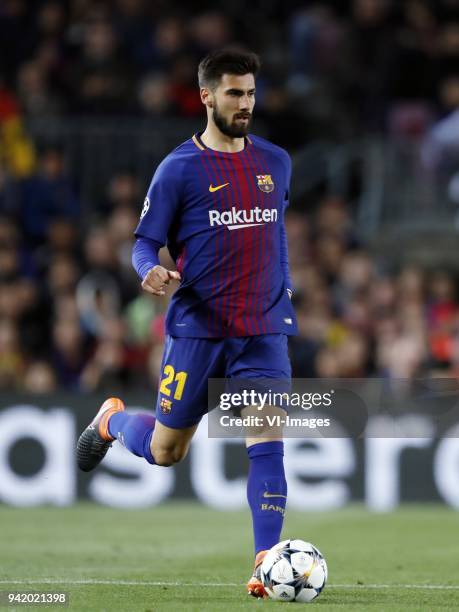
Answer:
[{"left": 198, "top": 48, "right": 260, "bottom": 137}]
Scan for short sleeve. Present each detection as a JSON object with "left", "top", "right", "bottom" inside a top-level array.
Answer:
[{"left": 134, "top": 155, "right": 185, "bottom": 245}]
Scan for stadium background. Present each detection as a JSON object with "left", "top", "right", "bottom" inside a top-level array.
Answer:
[{"left": 1, "top": 0, "right": 459, "bottom": 514}]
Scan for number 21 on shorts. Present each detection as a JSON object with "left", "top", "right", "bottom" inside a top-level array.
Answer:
[{"left": 159, "top": 365, "right": 188, "bottom": 400}]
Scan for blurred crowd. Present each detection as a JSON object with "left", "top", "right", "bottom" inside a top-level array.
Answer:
[
  {"left": 287, "top": 200, "right": 459, "bottom": 380},
  {"left": 1, "top": 165, "right": 458, "bottom": 394},
  {"left": 1, "top": 0, "right": 459, "bottom": 394},
  {"left": 0, "top": 0, "right": 459, "bottom": 146}
]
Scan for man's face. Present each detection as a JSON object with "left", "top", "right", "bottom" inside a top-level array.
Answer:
[{"left": 205, "top": 73, "right": 256, "bottom": 137}]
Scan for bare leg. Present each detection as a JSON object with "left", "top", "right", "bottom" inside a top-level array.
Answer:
[{"left": 150, "top": 420, "right": 199, "bottom": 466}]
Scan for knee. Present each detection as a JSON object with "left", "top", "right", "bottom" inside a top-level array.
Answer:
[
  {"left": 152, "top": 445, "right": 189, "bottom": 467},
  {"left": 153, "top": 451, "right": 174, "bottom": 467}
]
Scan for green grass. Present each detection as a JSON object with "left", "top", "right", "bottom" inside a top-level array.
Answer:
[{"left": 0, "top": 503, "right": 458, "bottom": 611}]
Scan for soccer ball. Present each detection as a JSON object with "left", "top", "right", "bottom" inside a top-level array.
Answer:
[{"left": 260, "top": 539, "right": 327, "bottom": 603}]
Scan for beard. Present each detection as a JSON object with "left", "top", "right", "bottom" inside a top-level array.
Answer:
[{"left": 212, "top": 102, "right": 252, "bottom": 138}]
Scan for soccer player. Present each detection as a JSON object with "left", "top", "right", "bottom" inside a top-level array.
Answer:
[{"left": 76, "top": 48, "right": 297, "bottom": 598}]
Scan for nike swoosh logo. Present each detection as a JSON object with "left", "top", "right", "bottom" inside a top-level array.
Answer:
[
  {"left": 209, "top": 183, "right": 229, "bottom": 193},
  {"left": 263, "top": 492, "right": 287, "bottom": 499}
]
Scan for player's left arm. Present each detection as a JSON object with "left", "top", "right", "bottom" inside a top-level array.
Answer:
[
  {"left": 280, "top": 220, "right": 293, "bottom": 300},
  {"left": 280, "top": 150, "right": 293, "bottom": 300}
]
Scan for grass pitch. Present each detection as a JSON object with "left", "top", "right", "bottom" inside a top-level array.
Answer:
[{"left": 0, "top": 503, "right": 458, "bottom": 611}]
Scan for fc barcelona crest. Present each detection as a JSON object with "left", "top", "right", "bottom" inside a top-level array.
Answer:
[
  {"left": 160, "top": 397, "right": 173, "bottom": 414},
  {"left": 256, "top": 175, "right": 275, "bottom": 193}
]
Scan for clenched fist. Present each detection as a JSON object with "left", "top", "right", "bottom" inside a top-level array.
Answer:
[{"left": 141, "top": 265, "right": 181, "bottom": 296}]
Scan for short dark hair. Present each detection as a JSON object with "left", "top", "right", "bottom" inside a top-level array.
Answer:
[{"left": 198, "top": 48, "right": 261, "bottom": 89}]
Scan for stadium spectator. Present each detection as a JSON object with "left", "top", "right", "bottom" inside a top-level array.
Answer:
[
  {"left": 23, "top": 360, "right": 58, "bottom": 393},
  {"left": 69, "top": 18, "right": 133, "bottom": 114},
  {"left": 133, "top": 16, "right": 188, "bottom": 72},
  {"left": 51, "top": 316, "right": 91, "bottom": 390},
  {"left": 137, "top": 72, "right": 172, "bottom": 116},
  {"left": 0, "top": 75, "right": 36, "bottom": 177},
  {"left": 103, "top": 172, "right": 141, "bottom": 213},
  {"left": 16, "top": 146, "right": 80, "bottom": 247},
  {"left": 0, "top": 318, "right": 25, "bottom": 390},
  {"left": 16, "top": 60, "right": 63, "bottom": 118}
]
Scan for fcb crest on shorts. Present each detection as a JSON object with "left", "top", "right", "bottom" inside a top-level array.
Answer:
[
  {"left": 160, "top": 397, "right": 172, "bottom": 414},
  {"left": 256, "top": 175, "right": 275, "bottom": 193}
]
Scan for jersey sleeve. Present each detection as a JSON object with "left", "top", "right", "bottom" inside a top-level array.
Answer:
[
  {"left": 134, "top": 155, "right": 185, "bottom": 245},
  {"left": 280, "top": 151, "right": 293, "bottom": 293},
  {"left": 282, "top": 149, "right": 292, "bottom": 206},
  {"left": 131, "top": 236, "right": 161, "bottom": 280}
]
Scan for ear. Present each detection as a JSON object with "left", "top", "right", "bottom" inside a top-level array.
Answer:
[{"left": 200, "top": 87, "right": 213, "bottom": 108}]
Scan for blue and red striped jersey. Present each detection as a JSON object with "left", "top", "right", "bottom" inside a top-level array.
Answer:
[{"left": 134, "top": 132, "right": 298, "bottom": 338}]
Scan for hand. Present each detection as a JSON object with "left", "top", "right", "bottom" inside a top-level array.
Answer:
[{"left": 141, "top": 265, "right": 181, "bottom": 296}]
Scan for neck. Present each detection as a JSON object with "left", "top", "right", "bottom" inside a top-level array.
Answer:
[{"left": 200, "top": 120, "right": 245, "bottom": 153}]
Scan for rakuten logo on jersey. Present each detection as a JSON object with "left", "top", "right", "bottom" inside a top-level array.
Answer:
[{"left": 209, "top": 206, "right": 278, "bottom": 230}]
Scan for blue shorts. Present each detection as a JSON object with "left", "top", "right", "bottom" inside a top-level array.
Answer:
[{"left": 155, "top": 334, "right": 291, "bottom": 429}]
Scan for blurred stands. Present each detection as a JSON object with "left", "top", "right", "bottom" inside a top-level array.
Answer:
[{"left": 1, "top": 0, "right": 459, "bottom": 392}]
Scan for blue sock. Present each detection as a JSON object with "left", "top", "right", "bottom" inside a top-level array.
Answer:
[
  {"left": 247, "top": 441, "right": 287, "bottom": 555},
  {"left": 108, "top": 413, "right": 156, "bottom": 464}
]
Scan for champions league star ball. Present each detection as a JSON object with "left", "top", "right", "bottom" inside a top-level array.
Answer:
[{"left": 260, "top": 539, "right": 327, "bottom": 603}]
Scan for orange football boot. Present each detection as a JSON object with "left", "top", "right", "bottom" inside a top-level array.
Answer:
[
  {"left": 76, "top": 397, "right": 125, "bottom": 472},
  {"left": 247, "top": 550, "right": 268, "bottom": 598}
]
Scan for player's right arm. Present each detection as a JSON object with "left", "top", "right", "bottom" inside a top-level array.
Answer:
[
  {"left": 132, "top": 237, "right": 180, "bottom": 296},
  {"left": 142, "top": 265, "right": 181, "bottom": 296},
  {"left": 132, "top": 154, "right": 185, "bottom": 295}
]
